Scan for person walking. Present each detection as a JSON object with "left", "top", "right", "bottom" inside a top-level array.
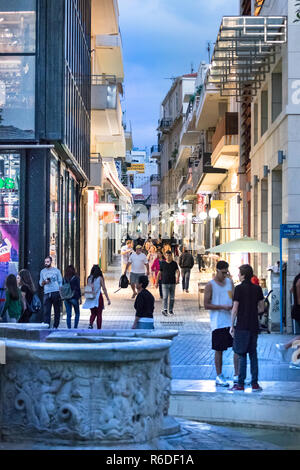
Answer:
[
  {"left": 17, "top": 269, "right": 39, "bottom": 323},
  {"left": 131, "top": 275, "right": 155, "bottom": 330},
  {"left": 83, "top": 265, "right": 110, "bottom": 330},
  {"left": 151, "top": 250, "right": 164, "bottom": 297},
  {"left": 39, "top": 256, "right": 62, "bottom": 328},
  {"left": 204, "top": 260, "right": 239, "bottom": 387},
  {"left": 124, "top": 245, "right": 149, "bottom": 299},
  {"left": 62, "top": 265, "right": 81, "bottom": 329},
  {"left": 179, "top": 247, "right": 194, "bottom": 293},
  {"left": 147, "top": 245, "right": 157, "bottom": 287},
  {"left": 0, "top": 274, "right": 22, "bottom": 323},
  {"left": 121, "top": 240, "right": 133, "bottom": 278},
  {"left": 229, "top": 264, "right": 265, "bottom": 392},
  {"left": 156, "top": 250, "right": 179, "bottom": 316}
]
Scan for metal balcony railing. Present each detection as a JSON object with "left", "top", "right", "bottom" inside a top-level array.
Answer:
[
  {"left": 150, "top": 175, "right": 160, "bottom": 183},
  {"left": 158, "top": 118, "right": 173, "bottom": 132}
]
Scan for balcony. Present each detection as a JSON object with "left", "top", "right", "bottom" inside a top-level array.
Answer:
[
  {"left": 94, "top": 33, "right": 124, "bottom": 81},
  {"left": 91, "top": 75, "right": 117, "bottom": 110},
  {"left": 92, "top": 0, "right": 119, "bottom": 36},
  {"left": 151, "top": 145, "right": 161, "bottom": 159},
  {"left": 158, "top": 118, "right": 173, "bottom": 133},
  {"left": 211, "top": 112, "right": 239, "bottom": 169},
  {"left": 150, "top": 175, "right": 160, "bottom": 186}
]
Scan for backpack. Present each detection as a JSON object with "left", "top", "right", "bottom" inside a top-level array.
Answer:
[
  {"left": 28, "top": 293, "right": 42, "bottom": 313},
  {"left": 119, "top": 274, "right": 129, "bottom": 289},
  {"left": 59, "top": 282, "right": 74, "bottom": 300}
]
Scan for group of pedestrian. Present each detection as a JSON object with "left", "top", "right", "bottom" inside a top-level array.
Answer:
[
  {"left": 122, "top": 235, "right": 196, "bottom": 317},
  {"left": 204, "top": 261, "right": 265, "bottom": 392}
]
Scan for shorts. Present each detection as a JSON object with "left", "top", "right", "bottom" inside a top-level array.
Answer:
[
  {"left": 212, "top": 327, "right": 233, "bottom": 351},
  {"left": 130, "top": 272, "right": 145, "bottom": 285}
]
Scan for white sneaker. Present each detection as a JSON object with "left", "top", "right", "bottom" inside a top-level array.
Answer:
[
  {"left": 276, "top": 343, "right": 288, "bottom": 361},
  {"left": 233, "top": 375, "right": 251, "bottom": 385},
  {"left": 289, "top": 362, "right": 300, "bottom": 369},
  {"left": 215, "top": 375, "right": 230, "bottom": 387}
]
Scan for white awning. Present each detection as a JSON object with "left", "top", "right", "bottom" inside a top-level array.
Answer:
[{"left": 102, "top": 160, "right": 132, "bottom": 202}]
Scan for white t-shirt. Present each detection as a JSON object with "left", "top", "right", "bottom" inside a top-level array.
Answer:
[
  {"left": 209, "top": 277, "right": 233, "bottom": 332},
  {"left": 121, "top": 245, "right": 133, "bottom": 265},
  {"left": 129, "top": 252, "right": 149, "bottom": 274}
]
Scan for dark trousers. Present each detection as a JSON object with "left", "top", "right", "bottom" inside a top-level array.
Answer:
[
  {"left": 158, "top": 279, "right": 163, "bottom": 298},
  {"left": 234, "top": 330, "right": 259, "bottom": 386},
  {"left": 181, "top": 268, "right": 191, "bottom": 291},
  {"left": 18, "top": 309, "right": 32, "bottom": 323},
  {"left": 64, "top": 298, "right": 80, "bottom": 329},
  {"left": 43, "top": 291, "right": 61, "bottom": 328}
]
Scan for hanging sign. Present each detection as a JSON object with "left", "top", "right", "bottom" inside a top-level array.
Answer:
[{"left": 211, "top": 200, "right": 225, "bottom": 215}]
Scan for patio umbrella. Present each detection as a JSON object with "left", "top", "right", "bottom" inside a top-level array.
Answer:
[{"left": 206, "top": 236, "right": 279, "bottom": 254}]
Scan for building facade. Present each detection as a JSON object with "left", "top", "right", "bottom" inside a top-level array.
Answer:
[{"left": 0, "top": 0, "right": 91, "bottom": 296}]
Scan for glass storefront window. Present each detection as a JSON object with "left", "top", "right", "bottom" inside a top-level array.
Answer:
[
  {"left": 0, "top": 1, "right": 36, "bottom": 54},
  {"left": 0, "top": 0, "right": 36, "bottom": 140},
  {"left": 50, "top": 157, "right": 59, "bottom": 268},
  {"left": 0, "top": 152, "right": 20, "bottom": 296},
  {"left": 0, "top": 55, "right": 35, "bottom": 139}
]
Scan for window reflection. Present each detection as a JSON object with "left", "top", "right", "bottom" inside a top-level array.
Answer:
[
  {"left": 0, "top": 55, "right": 35, "bottom": 139},
  {"left": 0, "top": 1, "right": 36, "bottom": 53}
]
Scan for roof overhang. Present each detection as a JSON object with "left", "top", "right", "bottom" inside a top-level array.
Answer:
[
  {"left": 207, "top": 16, "right": 287, "bottom": 100},
  {"left": 196, "top": 169, "right": 228, "bottom": 192}
]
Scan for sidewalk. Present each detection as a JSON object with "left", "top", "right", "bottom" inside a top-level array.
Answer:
[{"left": 65, "top": 257, "right": 299, "bottom": 382}]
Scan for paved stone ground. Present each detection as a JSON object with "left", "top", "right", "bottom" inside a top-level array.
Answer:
[{"left": 60, "top": 257, "right": 299, "bottom": 383}]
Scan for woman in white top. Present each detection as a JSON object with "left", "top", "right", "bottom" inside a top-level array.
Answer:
[{"left": 83, "top": 265, "right": 110, "bottom": 329}]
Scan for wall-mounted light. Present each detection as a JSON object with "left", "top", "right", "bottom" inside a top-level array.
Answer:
[
  {"left": 263, "top": 165, "right": 270, "bottom": 178},
  {"left": 199, "top": 211, "right": 207, "bottom": 221},
  {"left": 246, "top": 182, "right": 252, "bottom": 192},
  {"left": 253, "top": 175, "right": 260, "bottom": 186},
  {"left": 278, "top": 150, "right": 286, "bottom": 165}
]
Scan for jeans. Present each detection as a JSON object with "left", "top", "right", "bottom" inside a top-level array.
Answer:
[
  {"left": 162, "top": 284, "right": 176, "bottom": 312},
  {"left": 64, "top": 298, "right": 80, "bottom": 329},
  {"left": 181, "top": 268, "right": 191, "bottom": 291},
  {"left": 43, "top": 291, "right": 61, "bottom": 328},
  {"left": 236, "top": 331, "right": 259, "bottom": 385}
]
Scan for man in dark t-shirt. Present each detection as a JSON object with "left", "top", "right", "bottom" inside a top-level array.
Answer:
[
  {"left": 132, "top": 275, "right": 155, "bottom": 329},
  {"left": 156, "top": 251, "right": 179, "bottom": 316},
  {"left": 230, "top": 264, "right": 265, "bottom": 392}
]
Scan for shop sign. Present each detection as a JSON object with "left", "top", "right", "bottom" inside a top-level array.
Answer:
[
  {"left": 0, "top": 177, "right": 16, "bottom": 191},
  {"left": 95, "top": 203, "right": 115, "bottom": 213},
  {"left": 197, "top": 193, "right": 205, "bottom": 213},
  {"left": 114, "top": 214, "right": 120, "bottom": 223},
  {"left": 211, "top": 200, "right": 225, "bottom": 215},
  {"left": 280, "top": 224, "right": 300, "bottom": 238},
  {"left": 128, "top": 164, "right": 145, "bottom": 173},
  {"left": 192, "top": 216, "right": 201, "bottom": 224}
]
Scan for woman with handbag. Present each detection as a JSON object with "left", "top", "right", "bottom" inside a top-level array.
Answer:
[
  {"left": 61, "top": 265, "right": 81, "bottom": 329},
  {"left": 83, "top": 265, "right": 110, "bottom": 329}
]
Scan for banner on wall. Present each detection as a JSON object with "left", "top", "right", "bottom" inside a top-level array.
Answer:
[{"left": 0, "top": 224, "right": 19, "bottom": 296}]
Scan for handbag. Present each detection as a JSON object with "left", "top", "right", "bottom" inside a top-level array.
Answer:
[
  {"left": 84, "top": 284, "right": 96, "bottom": 299},
  {"left": 291, "top": 304, "right": 300, "bottom": 322}
]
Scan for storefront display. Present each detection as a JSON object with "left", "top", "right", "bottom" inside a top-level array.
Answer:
[{"left": 0, "top": 152, "right": 20, "bottom": 297}]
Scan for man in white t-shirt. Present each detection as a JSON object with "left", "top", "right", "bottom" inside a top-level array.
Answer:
[
  {"left": 204, "top": 260, "right": 239, "bottom": 387},
  {"left": 125, "top": 245, "right": 149, "bottom": 299},
  {"left": 121, "top": 240, "right": 133, "bottom": 276}
]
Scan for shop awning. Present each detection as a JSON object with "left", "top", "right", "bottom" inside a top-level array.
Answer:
[
  {"left": 102, "top": 160, "right": 132, "bottom": 202},
  {"left": 207, "top": 16, "right": 287, "bottom": 100}
]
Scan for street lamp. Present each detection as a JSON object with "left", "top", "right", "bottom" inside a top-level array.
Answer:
[
  {"left": 209, "top": 208, "right": 219, "bottom": 219},
  {"left": 199, "top": 211, "right": 208, "bottom": 221}
]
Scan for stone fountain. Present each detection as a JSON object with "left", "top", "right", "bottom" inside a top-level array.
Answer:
[{"left": 0, "top": 324, "right": 179, "bottom": 449}]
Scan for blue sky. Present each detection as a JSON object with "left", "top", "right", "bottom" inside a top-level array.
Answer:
[{"left": 118, "top": 0, "right": 238, "bottom": 151}]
